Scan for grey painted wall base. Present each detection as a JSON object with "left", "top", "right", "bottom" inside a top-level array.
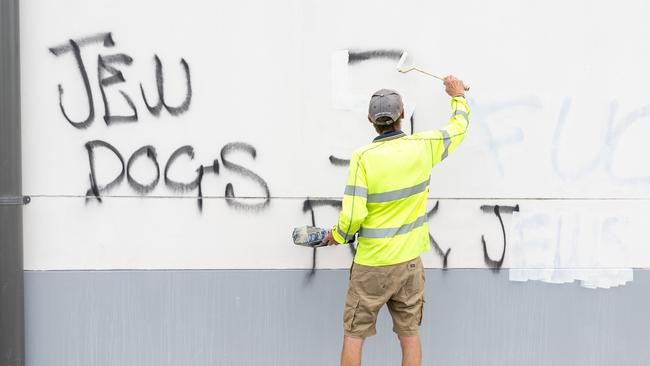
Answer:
[{"left": 25, "top": 270, "right": 650, "bottom": 366}]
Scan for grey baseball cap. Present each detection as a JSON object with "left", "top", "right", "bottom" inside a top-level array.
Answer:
[{"left": 368, "top": 89, "right": 404, "bottom": 125}]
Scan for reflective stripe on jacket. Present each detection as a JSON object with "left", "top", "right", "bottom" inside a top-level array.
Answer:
[{"left": 332, "top": 96, "right": 470, "bottom": 266}]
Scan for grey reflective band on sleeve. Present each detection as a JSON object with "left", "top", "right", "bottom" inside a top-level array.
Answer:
[
  {"left": 337, "top": 224, "right": 351, "bottom": 241},
  {"left": 344, "top": 185, "right": 368, "bottom": 198},
  {"left": 367, "top": 179, "right": 429, "bottom": 203},
  {"left": 359, "top": 214, "right": 428, "bottom": 239},
  {"left": 440, "top": 130, "right": 452, "bottom": 160},
  {"left": 453, "top": 109, "right": 469, "bottom": 120}
]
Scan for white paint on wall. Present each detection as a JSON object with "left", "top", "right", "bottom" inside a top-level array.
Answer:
[
  {"left": 508, "top": 204, "right": 638, "bottom": 288},
  {"left": 19, "top": 0, "right": 650, "bottom": 279}
]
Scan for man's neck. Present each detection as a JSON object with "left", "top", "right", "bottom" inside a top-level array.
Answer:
[
  {"left": 378, "top": 128, "right": 398, "bottom": 135},
  {"left": 378, "top": 127, "right": 403, "bottom": 135},
  {"left": 373, "top": 129, "right": 405, "bottom": 142}
]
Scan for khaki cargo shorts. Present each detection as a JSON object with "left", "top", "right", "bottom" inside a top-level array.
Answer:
[{"left": 343, "top": 257, "right": 425, "bottom": 338}]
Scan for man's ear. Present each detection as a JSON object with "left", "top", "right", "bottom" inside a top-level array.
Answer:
[
  {"left": 368, "top": 115, "right": 373, "bottom": 124},
  {"left": 400, "top": 111, "right": 405, "bottom": 119}
]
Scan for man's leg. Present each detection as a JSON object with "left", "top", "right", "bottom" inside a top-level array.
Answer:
[
  {"left": 398, "top": 335, "right": 421, "bottom": 366},
  {"left": 340, "top": 335, "right": 364, "bottom": 366},
  {"left": 387, "top": 258, "right": 425, "bottom": 366}
]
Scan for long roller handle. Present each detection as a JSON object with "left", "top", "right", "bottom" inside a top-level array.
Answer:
[{"left": 403, "top": 67, "right": 471, "bottom": 91}]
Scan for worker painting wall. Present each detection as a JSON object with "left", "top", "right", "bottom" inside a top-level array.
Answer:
[
  {"left": 21, "top": 0, "right": 650, "bottom": 285},
  {"left": 17, "top": 0, "right": 650, "bottom": 365}
]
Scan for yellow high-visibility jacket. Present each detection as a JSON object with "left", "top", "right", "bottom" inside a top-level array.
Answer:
[{"left": 332, "top": 96, "right": 470, "bottom": 266}]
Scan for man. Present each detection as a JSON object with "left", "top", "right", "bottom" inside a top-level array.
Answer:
[{"left": 322, "top": 76, "right": 469, "bottom": 366}]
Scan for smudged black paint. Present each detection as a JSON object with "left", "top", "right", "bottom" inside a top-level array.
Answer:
[
  {"left": 87, "top": 172, "right": 101, "bottom": 202},
  {"left": 429, "top": 234, "right": 450, "bottom": 269},
  {"left": 52, "top": 40, "right": 96, "bottom": 128},
  {"left": 140, "top": 55, "right": 192, "bottom": 117},
  {"left": 126, "top": 145, "right": 159, "bottom": 194},
  {"left": 49, "top": 33, "right": 116, "bottom": 128},
  {"left": 48, "top": 32, "right": 114, "bottom": 55},
  {"left": 98, "top": 54, "right": 138, "bottom": 124},
  {"left": 80, "top": 141, "right": 236, "bottom": 211},
  {"left": 84, "top": 140, "right": 125, "bottom": 201},
  {"left": 302, "top": 199, "right": 343, "bottom": 212},
  {"left": 348, "top": 49, "right": 403, "bottom": 65},
  {"left": 329, "top": 155, "right": 350, "bottom": 167},
  {"left": 196, "top": 165, "right": 205, "bottom": 211},
  {"left": 164, "top": 145, "right": 201, "bottom": 192},
  {"left": 164, "top": 147, "right": 220, "bottom": 211},
  {"left": 221, "top": 142, "right": 270, "bottom": 210},
  {"left": 206, "top": 159, "right": 220, "bottom": 175},
  {"left": 50, "top": 33, "right": 192, "bottom": 128},
  {"left": 480, "top": 204, "right": 519, "bottom": 214},
  {"left": 425, "top": 201, "right": 451, "bottom": 269},
  {"left": 480, "top": 204, "right": 519, "bottom": 271}
]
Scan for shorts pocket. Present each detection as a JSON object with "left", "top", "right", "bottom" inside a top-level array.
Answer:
[
  {"left": 406, "top": 265, "right": 424, "bottom": 296},
  {"left": 344, "top": 293, "right": 361, "bottom": 331},
  {"left": 417, "top": 298, "right": 425, "bottom": 326}
]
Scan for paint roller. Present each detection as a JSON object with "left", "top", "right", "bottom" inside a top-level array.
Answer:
[
  {"left": 292, "top": 226, "right": 329, "bottom": 248},
  {"left": 396, "top": 52, "right": 470, "bottom": 91},
  {"left": 292, "top": 226, "right": 355, "bottom": 248}
]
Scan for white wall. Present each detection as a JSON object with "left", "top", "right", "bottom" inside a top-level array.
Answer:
[{"left": 20, "top": 0, "right": 650, "bottom": 285}]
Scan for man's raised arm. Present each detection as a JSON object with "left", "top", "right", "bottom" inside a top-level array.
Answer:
[{"left": 409, "top": 75, "right": 470, "bottom": 167}]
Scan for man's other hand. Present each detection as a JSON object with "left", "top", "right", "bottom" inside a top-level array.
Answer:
[
  {"left": 444, "top": 75, "right": 465, "bottom": 97},
  {"left": 322, "top": 231, "right": 338, "bottom": 246}
]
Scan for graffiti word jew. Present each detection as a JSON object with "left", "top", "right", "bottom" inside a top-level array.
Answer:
[{"left": 49, "top": 32, "right": 191, "bottom": 128}]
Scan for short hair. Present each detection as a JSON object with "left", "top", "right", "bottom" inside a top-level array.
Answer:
[
  {"left": 374, "top": 116, "right": 395, "bottom": 125},
  {"left": 374, "top": 117, "right": 402, "bottom": 133}
]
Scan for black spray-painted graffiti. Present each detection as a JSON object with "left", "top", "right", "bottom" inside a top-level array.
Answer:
[
  {"left": 49, "top": 32, "right": 191, "bottom": 128},
  {"left": 50, "top": 33, "right": 270, "bottom": 210},
  {"left": 84, "top": 140, "right": 270, "bottom": 211},
  {"left": 302, "top": 199, "right": 351, "bottom": 278},
  {"left": 304, "top": 197, "right": 521, "bottom": 276},
  {"left": 50, "top": 40, "right": 520, "bottom": 272},
  {"left": 480, "top": 204, "right": 520, "bottom": 270}
]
